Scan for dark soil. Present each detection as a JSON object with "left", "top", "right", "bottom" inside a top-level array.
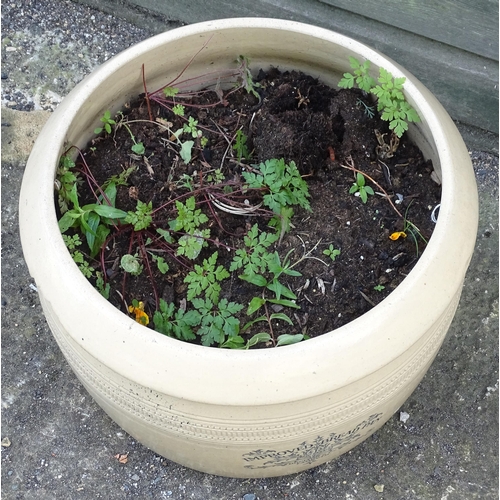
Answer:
[{"left": 69, "top": 68, "right": 441, "bottom": 346}]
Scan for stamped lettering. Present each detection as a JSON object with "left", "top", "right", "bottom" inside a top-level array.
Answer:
[{"left": 242, "top": 412, "right": 383, "bottom": 469}]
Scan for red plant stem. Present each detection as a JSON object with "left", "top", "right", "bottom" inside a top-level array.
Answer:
[
  {"left": 137, "top": 232, "right": 159, "bottom": 311},
  {"left": 149, "top": 35, "right": 215, "bottom": 96},
  {"left": 263, "top": 300, "right": 276, "bottom": 346}
]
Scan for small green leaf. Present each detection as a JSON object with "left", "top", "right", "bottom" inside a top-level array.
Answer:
[
  {"left": 172, "top": 104, "right": 185, "bottom": 116},
  {"left": 157, "top": 228, "right": 174, "bottom": 243},
  {"left": 58, "top": 211, "right": 77, "bottom": 233},
  {"left": 267, "top": 298, "right": 300, "bottom": 309},
  {"left": 276, "top": 334, "right": 304, "bottom": 347},
  {"left": 131, "top": 142, "right": 145, "bottom": 155},
  {"left": 152, "top": 255, "right": 169, "bottom": 274},
  {"left": 269, "top": 313, "right": 294, "bottom": 326},
  {"left": 246, "top": 332, "right": 271, "bottom": 349},
  {"left": 220, "top": 336, "right": 246, "bottom": 349},
  {"left": 92, "top": 205, "right": 127, "bottom": 219},
  {"left": 242, "top": 315, "right": 268, "bottom": 332},
  {"left": 247, "top": 297, "right": 266, "bottom": 315},
  {"left": 163, "top": 86, "right": 179, "bottom": 97},
  {"left": 240, "top": 273, "right": 268, "bottom": 287}
]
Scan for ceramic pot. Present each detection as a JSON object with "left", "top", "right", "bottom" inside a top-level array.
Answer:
[{"left": 19, "top": 18, "right": 478, "bottom": 478}]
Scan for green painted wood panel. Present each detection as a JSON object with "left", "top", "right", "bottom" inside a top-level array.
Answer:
[
  {"left": 320, "top": 0, "right": 499, "bottom": 60},
  {"left": 73, "top": 0, "right": 499, "bottom": 136}
]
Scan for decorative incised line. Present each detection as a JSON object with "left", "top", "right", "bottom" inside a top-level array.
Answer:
[{"left": 40, "top": 290, "right": 460, "bottom": 443}]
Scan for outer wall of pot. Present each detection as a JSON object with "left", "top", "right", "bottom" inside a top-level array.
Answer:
[{"left": 19, "top": 19, "right": 478, "bottom": 478}]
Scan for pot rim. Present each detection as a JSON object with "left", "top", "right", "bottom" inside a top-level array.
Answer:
[{"left": 19, "top": 18, "right": 478, "bottom": 406}]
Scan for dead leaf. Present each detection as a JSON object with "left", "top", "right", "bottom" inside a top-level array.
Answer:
[
  {"left": 155, "top": 117, "right": 173, "bottom": 130},
  {"left": 316, "top": 277, "right": 325, "bottom": 295},
  {"left": 114, "top": 452, "right": 129, "bottom": 464},
  {"left": 144, "top": 156, "right": 154, "bottom": 176},
  {"left": 1, "top": 437, "right": 11, "bottom": 447},
  {"left": 129, "top": 186, "right": 139, "bottom": 200}
]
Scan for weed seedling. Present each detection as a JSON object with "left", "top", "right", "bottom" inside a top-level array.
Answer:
[
  {"left": 339, "top": 57, "right": 420, "bottom": 138},
  {"left": 116, "top": 112, "right": 145, "bottom": 155},
  {"left": 338, "top": 57, "right": 375, "bottom": 92},
  {"left": 125, "top": 200, "right": 153, "bottom": 231},
  {"left": 63, "top": 234, "right": 95, "bottom": 278},
  {"left": 58, "top": 183, "right": 128, "bottom": 257},
  {"left": 233, "top": 129, "right": 251, "bottom": 162},
  {"left": 153, "top": 299, "right": 200, "bottom": 341},
  {"left": 190, "top": 297, "right": 244, "bottom": 347},
  {"left": 171, "top": 196, "right": 209, "bottom": 233},
  {"left": 172, "top": 104, "right": 185, "bottom": 116},
  {"left": 323, "top": 245, "right": 341, "bottom": 262},
  {"left": 349, "top": 172, "right": 374, "bottom": 204},
  {"left": 184, "top": 251, "right": 229, "bottom": 304},
  {"left": 94, "top": 110, "right": 116, "bottom": 135},
  {"left": 356, "top": 98, "right": 375, "bottom": 118},
  {"left": 230, "top": 224, "right": 278, "bottom": 276},
  {"left": 96, "top": 271, "right": 110, "bottom": 299},
  {"left": 236, "top": 55, "right": 262, "bottom": 99},
  {"left": 242, "top": 158, "right": 311, "bottom": 240},
  {"left": 150, "top": 254, "right": 170, "bottom": 274},
  {"left": 56, "top": 154, "right": 80, "bottom": 213},
  {"left": 183, "top": 116, "right": 202, "bottom": 139},
  {"left": 206, "top": 169, "right": 225, "bottom": 185}
]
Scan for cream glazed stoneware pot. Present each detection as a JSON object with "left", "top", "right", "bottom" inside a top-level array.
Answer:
[{"left": 19, "top": 18, "right": 478, "bottom": 478}]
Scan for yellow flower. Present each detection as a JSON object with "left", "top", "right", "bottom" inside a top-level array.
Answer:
[
  {"left": 389, "top": 231, "right": 407, "bottom": 241},
  {"left": 128, "top": 301, "right": 149, "bottom": 326}
]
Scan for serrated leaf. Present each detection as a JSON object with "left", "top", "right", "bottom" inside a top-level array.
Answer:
[
  {"left": 163, "top": 86, "right": 179, "bottom": 97},
  {"left": 394, "top": 76, "right": 406, "bottom": 88},
  {"left": 177, "top": 231, "right": 204, "bottom": 260},
  {"left": 406, "top": 107, "right": 420, "bottom": 122},
  {"left": 215, "top": 265, "right": 230, "bottom": 281}
]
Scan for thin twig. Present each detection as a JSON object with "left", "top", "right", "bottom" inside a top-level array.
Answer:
[{"left": 340, "top": 155, "right": 403, "bottom": 218}]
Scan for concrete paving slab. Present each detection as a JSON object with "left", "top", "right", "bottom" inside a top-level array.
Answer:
[{"left": 1, "top": 1, "right": 498, "bottom": 499}]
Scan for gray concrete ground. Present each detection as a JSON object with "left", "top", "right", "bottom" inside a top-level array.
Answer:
[{"left": 1, "top": 1, "right": 498, "bottom": 499}]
